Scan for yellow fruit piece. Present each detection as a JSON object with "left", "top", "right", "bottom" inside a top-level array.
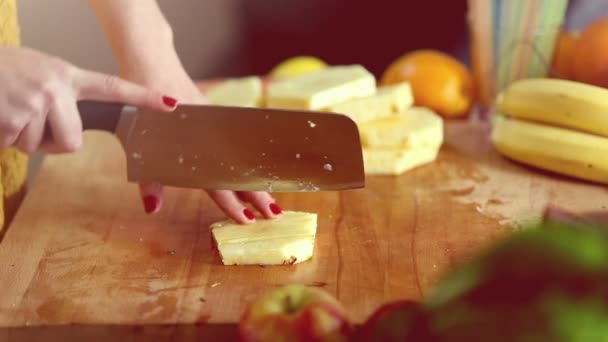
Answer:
[
  {"left": 324, "top": 82, "right": 413, "bottom": 123},
  {"left": 359, "top": 107, "right": 444, "bottom": 148},
  {"left": 207, "top": 76, "right": 263, "bottom": 107},
  {"left": 492, "top": 115, "right": 608, "bottom": 184},
  {"left": 270, "top": 56, "right": 328, "bottom": 78},
  {"left": 210, "top": 211, "right": 317, "bottom": 266},
  {"left": 496, "top": 78, "right": 608, "bottom": 137},
  {"left": 266, "top": 65, "right": 376, "bottom": 110},
  {"left": 363, "top": 145, "right": 441, "bottom": 175}
]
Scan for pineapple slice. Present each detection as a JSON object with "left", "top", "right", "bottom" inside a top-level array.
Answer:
[
  {"left": 363, "top": 144, "right": 441, "bottom": 175},
  {"left": 324, "top": 81, "right": 413, "bottom": 123},
  {"left": 359, "top": 107, "right": 444, "bottom": 148},
  {"left": 207, "top": 76, "right": 263, "bottom": 107},
  {"left": 210, "top": 211, "right": 317, "bottom": 266},
  {"left": 266, "top": 65, "right": 376, "bottom": 110}
]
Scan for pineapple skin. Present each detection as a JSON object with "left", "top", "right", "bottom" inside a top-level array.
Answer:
[{"left": 210, "top": 211, "right": 318, "bottom": 266}]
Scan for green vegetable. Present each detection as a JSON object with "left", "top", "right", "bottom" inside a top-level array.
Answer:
[{"left": 406, "top": 222, "right": 608, "bottom": 341}]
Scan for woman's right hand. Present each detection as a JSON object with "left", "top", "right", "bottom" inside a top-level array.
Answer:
[{"left": 0, "top": 45, "right": 178, "bottom": 154}]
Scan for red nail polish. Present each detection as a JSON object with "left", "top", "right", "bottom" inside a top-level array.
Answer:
[
  {"left": 162, "top": 95, "right": 177, "bottom": 107},
  {"left": 269, "top": 203, "right": 282, "bottom": 215},
  {"left": 143, "top": 195, "right": 159, "bottom": 214},
  {"left": 243, "top": 209, "right": 255, "bottom": 220}
]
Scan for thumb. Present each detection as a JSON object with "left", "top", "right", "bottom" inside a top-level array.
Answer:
[{"left": 72, "top": 68, "right": 178, "bottom": 111}]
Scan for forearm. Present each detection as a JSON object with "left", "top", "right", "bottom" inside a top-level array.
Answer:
[{"left": 88, "top": 0, "right": 194, "bottom": 90}]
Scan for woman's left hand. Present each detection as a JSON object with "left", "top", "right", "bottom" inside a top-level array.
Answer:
[
  {"left": 88, "top": 0, "right": 282, "bottom": 224},
  {"left": 124, "top": 74, "right": 282, "bottom": 224}
]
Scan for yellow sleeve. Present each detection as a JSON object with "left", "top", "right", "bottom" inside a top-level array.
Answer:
[{"left": 0, "top": 0, "right": 28, "bottom": 232}]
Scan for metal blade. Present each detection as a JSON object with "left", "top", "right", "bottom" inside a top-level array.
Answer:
[{"left": 119, "top": 105, "right": 365, "bottom": 192}]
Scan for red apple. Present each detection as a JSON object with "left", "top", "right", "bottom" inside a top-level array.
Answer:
[
  {"left": 238, "top": 284, "right": 353, "bottom": 342},
  {"left": 357, "top": 300, "right": 421, "bottom": 342}
]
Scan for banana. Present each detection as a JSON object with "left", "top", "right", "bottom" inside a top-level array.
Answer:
[
  {"left": 491, "top": 115, "right": 608, "bottom": 184},
  {"left": 496, "top": 78, "right": 608, "bottom": 137}
]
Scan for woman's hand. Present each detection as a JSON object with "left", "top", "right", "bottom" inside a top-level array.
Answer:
[
  {"left": 88, "top": 0, "right": 283, "bottom": 224},
  {"left": 128, "top": 77, "right": 283, "bottom": 224},
  {"left": 0, "top": 45, "right": 177, "bottom": 154}
]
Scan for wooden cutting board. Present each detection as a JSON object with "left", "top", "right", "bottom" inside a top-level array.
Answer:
[{"left": 1, "top": 102, "right": 608, "bottom": 337}]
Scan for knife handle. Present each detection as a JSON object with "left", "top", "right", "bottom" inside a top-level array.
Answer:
[{"left": 77, "top": 100, "right": 127, "bottom": 132}]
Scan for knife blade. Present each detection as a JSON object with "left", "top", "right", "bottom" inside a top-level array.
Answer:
[{"left": 76, "top": 101, "right": 365, "bottom": 192}]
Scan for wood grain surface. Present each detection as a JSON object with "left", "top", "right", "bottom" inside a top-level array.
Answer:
[{"left": 1, "top": 98, "right": 608, "bottom": 339}]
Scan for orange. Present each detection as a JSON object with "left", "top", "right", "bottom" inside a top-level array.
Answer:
[
  {"left": 550, "top": 30, "right": 579, "bottom": 80},
  {"left": 380, "top": 49, "right": 474, "bottom": 118},
  {"left": 572, "top": 18, "right": 608, "bottom": 88}
]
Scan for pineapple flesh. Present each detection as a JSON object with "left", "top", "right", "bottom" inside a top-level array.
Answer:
[
  {"left": 359, "top": 107, "right": 444, "bottom": 148},
  {"left": 324, "top": 81, "right": 413, "bottom": 123},
  {"left": 363, "top": 145, "right": 441, "bottom": 175},
  {"left": 360, "top": 107, "right": 444, "bottom": 175},
  {"left": 207, "top": 76, "right": 263, "bottom": 107},
  {"left": 210, "top": 211, "right": 317, "bottom": 266},
  {"left": 266, "top": 65, "right": 376, "bottom": 110}
]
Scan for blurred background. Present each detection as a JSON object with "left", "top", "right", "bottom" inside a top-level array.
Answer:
[
  {"left": 17, "top": 0, "right": 604, "bottom": 81},
  {"left": 15, "top": 0, "right": 608, "bottom": 182}
]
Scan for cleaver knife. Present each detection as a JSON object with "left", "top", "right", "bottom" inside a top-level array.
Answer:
[{"left": 76, "top": 101, "right": 365, "bottom": 192}]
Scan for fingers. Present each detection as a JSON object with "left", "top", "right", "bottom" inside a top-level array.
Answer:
[
  {"left": 14, "top": 116, "right": 45, "bottom": 153},
  {"left": 236, "top": 191, "right": 282, "bottom": 219},
  {"left": 0, "top": 115, "right": 27, "bottom": 148},
  {"left": 207, "top": 190, "right": 257, "bottom": 224},
  {"left": 38, "top": 95, "right": 82, "bottom": 153},
  {"left": 73, "top": 68, "right": 178, "bottom": 112},
  {"left": 139, "top": 182, "right": 163, "bottom": 214}
]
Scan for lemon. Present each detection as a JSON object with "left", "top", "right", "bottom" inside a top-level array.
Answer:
[{"left": 269, "top": 56, "right": 328, "bottom": 78}]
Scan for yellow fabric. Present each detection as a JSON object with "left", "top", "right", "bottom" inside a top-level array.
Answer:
[{"left": 0, "top": 0, "right": 28, "bottom": 234}]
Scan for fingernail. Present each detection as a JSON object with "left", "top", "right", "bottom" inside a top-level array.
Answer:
[
  {"left": 162, "top": 95, "right": 178, "bottom": 108},
  {"left": 269, "top": 203, "right": 282, "bottom": 215},
  {"left": 243, "top": 209, "right": 255, "bottom": 221},
  {"left": 144, "top": 195, "right": 159, "bottom": 214}
]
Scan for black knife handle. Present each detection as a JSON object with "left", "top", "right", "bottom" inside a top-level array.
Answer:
[{"left": 77, "top": 100, "right": 126, "bottom": 132}]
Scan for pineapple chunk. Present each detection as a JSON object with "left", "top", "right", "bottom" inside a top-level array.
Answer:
[
  {"left": 363, "top": 145, "right": 441, "bottom": 175},
  {"left": 266, "top": 65, "right": 376, "bottom": 110},
  {"left": 359, "top": 107, "right": 444, "bottom": 148},
  {"left": 207, "top": 76, "right": 263, "bottom": 107},
  {"left": 324, "top": 82, "right": 413, "bottom": 123},
  {"left": 210, "top": 211, "right": 317, "bottom": 266}
]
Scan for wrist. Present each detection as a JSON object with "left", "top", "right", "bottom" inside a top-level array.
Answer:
[{"left": 115, "top": 22, "right": 177, "bottom": 77}]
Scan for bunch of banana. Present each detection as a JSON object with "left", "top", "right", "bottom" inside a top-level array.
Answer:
[{"left": 493, "top": 78, "right": 608, "bottom": 184}]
